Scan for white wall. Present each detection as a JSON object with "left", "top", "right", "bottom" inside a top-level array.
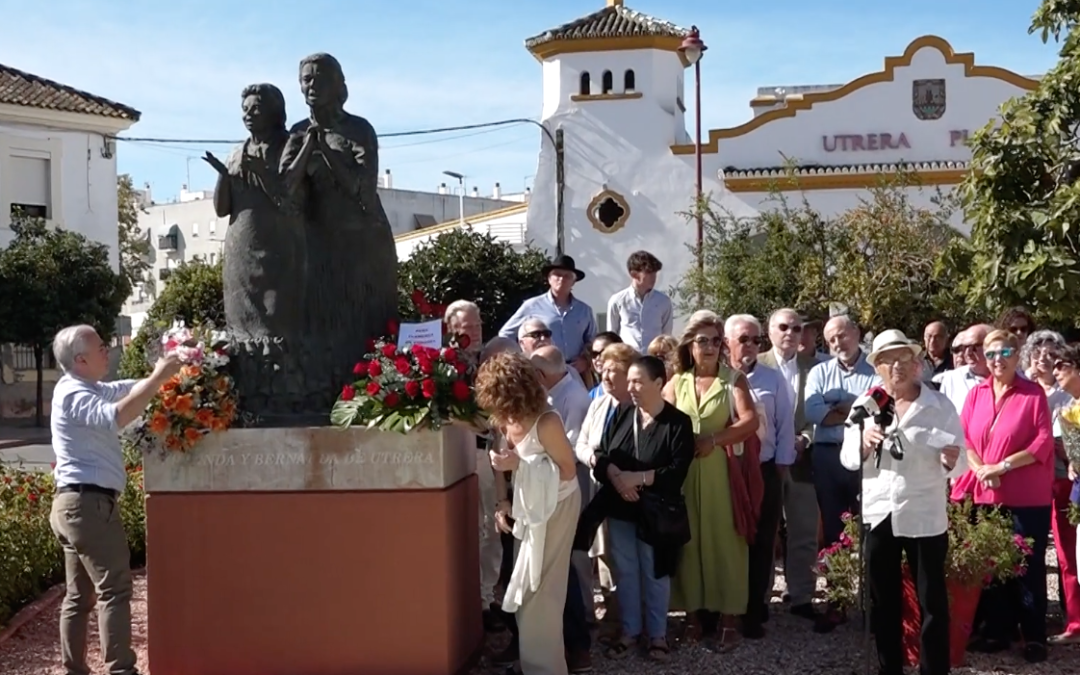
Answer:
[
  {"left": 0, "top": 121, "right": 125, "bottom": 270},
  {"left": 523, "top": 36, "right": 1037, "bottom": 331},
  {"left": 395, "top": 205, "right": 529, "bottom": 260},
  {"left": 529, "top": 48, "right": 756, "bottom": 329},
  {"left": 709, "top": 40, "right": 1035, "bottom": 173}
]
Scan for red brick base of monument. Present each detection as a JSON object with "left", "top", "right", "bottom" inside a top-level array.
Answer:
[{"left": 145, "top": 475, "right": 481, "bottom": 675}]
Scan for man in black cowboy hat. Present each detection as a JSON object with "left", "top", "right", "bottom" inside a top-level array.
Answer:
[{"left": 499, "top": 254, "right": 597, "bottom": 377}]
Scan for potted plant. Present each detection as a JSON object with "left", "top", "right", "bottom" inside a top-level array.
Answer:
[{"left": 817, "top": 499, "right": 1033, "bottom": 667}]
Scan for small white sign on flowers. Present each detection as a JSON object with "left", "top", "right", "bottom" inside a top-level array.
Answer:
[{"left": 396, "top": 319, "right": 443, "bottom": 351}]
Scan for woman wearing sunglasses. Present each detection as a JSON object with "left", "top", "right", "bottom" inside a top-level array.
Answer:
[
  {"left": 1052, "top": 344, "right": 1080, "bottom": 645},
  {"left": 959, "top": 329, "right": 1055, "bottom": 663}
]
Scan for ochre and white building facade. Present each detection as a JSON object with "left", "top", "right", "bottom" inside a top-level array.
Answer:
[{"left": 396, "top": 0, "right": 1039, "bottom": 330}]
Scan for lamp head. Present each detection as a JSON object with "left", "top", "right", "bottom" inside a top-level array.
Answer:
[{"left": 678, "top": 26, "right": 707, "bottom": 65}]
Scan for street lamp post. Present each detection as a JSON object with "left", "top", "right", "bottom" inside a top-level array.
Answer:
[
  {"left": 679, "top": 26, "right": 707, "bottom": 304},
  {"left": 442, "top": 170, "right": 466, "bottom": 228}
]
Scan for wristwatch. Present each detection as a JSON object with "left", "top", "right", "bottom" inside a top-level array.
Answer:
[{"left": 1002, "top": 459, "right": 1012, "bottom": 474}]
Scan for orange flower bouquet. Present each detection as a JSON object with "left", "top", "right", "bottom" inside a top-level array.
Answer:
[{"left": 133, "top": 321, "right": 238, "bottom": 456}]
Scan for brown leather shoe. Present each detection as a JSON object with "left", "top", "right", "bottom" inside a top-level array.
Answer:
[{"left": 566, "top": 648, "right": 593, "bottom": 673}]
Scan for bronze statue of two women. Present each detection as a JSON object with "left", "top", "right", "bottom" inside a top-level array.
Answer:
[{"left": 204, "top": 53, "right": 397, "bottom": 425}]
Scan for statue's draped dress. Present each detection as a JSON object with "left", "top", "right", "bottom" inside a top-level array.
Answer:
[{"left": 282, "top": 115, "right": 398, "bottom": 395}]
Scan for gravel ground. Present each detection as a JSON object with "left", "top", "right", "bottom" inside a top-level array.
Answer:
[{"left": 0, "top": 553, "right": 1075, "bottom": 675}]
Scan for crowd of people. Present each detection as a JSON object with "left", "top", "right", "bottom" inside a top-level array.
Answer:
[
  {"left": 35, "top": 249, "right": 1079, "bottom": 675},
  {"left": 446, "top": 253, "right": 1080, "bottom": 675}
]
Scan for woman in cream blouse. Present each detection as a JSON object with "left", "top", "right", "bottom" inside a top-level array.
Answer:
[{"left": 574, "top": 342, "right": 637, "bottom": 630}]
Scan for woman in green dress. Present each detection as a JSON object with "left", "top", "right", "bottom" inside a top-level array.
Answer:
[{"left": 662, "top": 310, "right": 760, "bottom": 652}]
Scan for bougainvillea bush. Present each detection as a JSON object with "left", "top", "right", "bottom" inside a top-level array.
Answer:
[
  {"left": 817, "top": 499, "right": 1033, "bottom": 611},
  {"left": 0, "top": 457, "right": 146, "bottom": 625}
]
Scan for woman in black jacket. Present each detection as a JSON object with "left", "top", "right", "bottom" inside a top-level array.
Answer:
[{"left": 593, "top": 355, "right": 695, "bottom": 661}]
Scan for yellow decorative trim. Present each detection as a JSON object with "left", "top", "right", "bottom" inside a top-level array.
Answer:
[
  {"left": 671, "top": 35, "right": 1040, "bottom": 155},
  {"left": 586, "top": 189, "right": 631, "bottom": 233},
  {"left": 571, "top": 92, "right": 643, "bottom": 102},
  {"left": 723, "top": 168, "right": 968, "bottom": 193},
  {"left": 393, "top": 202, "right": 529, "bottom": 243},
  {"left": 528, "top": 36, "right": 692, "bottom": 68}
]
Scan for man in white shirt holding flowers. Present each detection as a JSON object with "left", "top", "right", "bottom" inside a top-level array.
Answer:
[
  {"left": 49, "top": 324, "right": 181, "bottom": 675},
  {"left": 840, "top": 329, "right": 965, "bottom": 675}
]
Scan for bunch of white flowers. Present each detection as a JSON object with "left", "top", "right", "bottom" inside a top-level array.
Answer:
[{"left": 160, "top": 321, "right": 231, "bottom": 368}]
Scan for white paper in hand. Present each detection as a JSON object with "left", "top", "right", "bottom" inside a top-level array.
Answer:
[{"left": 924, "top": 429, "right": 956, "bottom": 450}]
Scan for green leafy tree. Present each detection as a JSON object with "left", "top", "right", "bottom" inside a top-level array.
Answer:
[
  {"left": 0, "top": 214, "right": 127, "bottom": 426},
  {"left": 959, "top": 1, "right": 1080, "bottom": 325},
  {"left": 119, "top": 259, "right": 224, "bottom": 379},
  {"left": 672, "top": 192, "right": 835, "bottom": 321},
  {"left": 117, "top": 174, "right": 150, "bottom": 294},
  {"left": 830, "top": 179, "right": 965, "bottom": 333},
  {"left": 676, "top": 169, "right": 966, "bottom": 336},
  {"left": 397, "top": 229, "right": 548, "bottom": 340}
]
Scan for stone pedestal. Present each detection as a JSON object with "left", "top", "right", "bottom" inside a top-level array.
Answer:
[{"left": 144, "top": 425, "right": 481, "bottom": 675}]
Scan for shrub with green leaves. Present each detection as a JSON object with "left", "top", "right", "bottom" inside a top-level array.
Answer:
[
  {"left": 120, "top": 259, "right": 224, "bottom": 379},
  {"left": 397, "top": 229, "right": 548, "bottom": 340},
  {"left": 0, "top": 456, "right": 147, "bottom": 625}
]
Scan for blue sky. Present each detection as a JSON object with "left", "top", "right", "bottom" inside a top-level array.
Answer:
[{"left": 0, "top": 0, "right": 1062, "bottom": 203}]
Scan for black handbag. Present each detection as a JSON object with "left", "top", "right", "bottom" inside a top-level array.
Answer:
[
  {"left": 631, "top": 408, "right": 691, "bottom": 547},
  {"left": 637, "top": 490, "right": 691, "bottom": 547}
]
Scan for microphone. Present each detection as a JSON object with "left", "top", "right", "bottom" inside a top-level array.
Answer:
[{"left": 846, "top": 386, "right": 892, "bottom": 428}]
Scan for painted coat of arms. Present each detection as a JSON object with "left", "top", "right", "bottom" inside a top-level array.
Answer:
[{"left": 912, "top": 79, "right": 946, "bottom": 120}]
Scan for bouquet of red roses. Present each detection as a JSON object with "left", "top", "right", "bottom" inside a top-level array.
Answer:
[{"left": 330, "top": 315, "right": 482, "bottom": 433}]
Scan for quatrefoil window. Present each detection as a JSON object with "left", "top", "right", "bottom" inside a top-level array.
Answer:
[{"left": 587, "top": 190, "right": 630, "bottom": 234}]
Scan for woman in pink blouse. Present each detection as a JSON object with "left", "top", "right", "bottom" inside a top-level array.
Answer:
[{"left": 958, "top": 329, "right": 1055, "bottom": 663}]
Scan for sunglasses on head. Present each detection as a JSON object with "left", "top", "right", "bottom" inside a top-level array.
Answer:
[
  {"left": 984, "top": 347, "right": 1015, "bottom": 361},
  {"left": 736, "top": 335, "right": 763, "bottom": 346},
  {"left": 693, "top": 336, "right": 723, "bottom": 348},
  {"left": 776, "top": 323, "right": 802, "bottom": 333},
  {"left": 524, "top": 329, "right": 552, "bottom": 340}
]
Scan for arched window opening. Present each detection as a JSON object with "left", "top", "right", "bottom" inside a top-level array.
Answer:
[
  {"left": 601, "top": 70, "right": 613, "bottom": 94},
  {"left": 623, "top": 69, "right": 636, "bottom": 92},
  {"left": 579, "top": 72, "right": 591, "bottom": 96}
]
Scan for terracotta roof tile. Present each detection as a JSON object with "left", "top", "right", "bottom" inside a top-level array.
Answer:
[
  {"left": 525, "top": 5, "right": 688, "bottom": 50},
  {"left": 0, "top": 63, "right": 140, "bottom": 121}
]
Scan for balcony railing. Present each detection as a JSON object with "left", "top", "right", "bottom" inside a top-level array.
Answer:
[
  {"left": 158, "top": 233, "right": 178, "bottom": 250},
  {"left": 159, "top": 268, "right": 173, "bottom": 281}
]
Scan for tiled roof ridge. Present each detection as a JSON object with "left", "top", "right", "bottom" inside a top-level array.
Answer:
[
  {"left": 525, "top": 5, "right": 688, "bottom": 49},
  {"left": 0, "top": 62, "right": 140, "bottom": 121},
  {"left": 723, "top": 160, "right": 970, "bottom": 178}
]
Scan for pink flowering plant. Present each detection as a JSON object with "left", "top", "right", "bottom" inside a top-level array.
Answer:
[
  {"left": 817, "top": 499, "right": 1033, "bottom": 610},
  {"left": 329, "top": 311, "right": 484, "bottom": 434}
]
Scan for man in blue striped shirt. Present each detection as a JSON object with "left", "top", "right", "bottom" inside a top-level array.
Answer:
[
  {"left": 498, "top": 255, "right": 596, "bottom": 377},
  {"left": 803, "top": 315, "right": 878, "bottom": 633},
  {"left": 49, "top": 324, "right": 180, "bottom": 675}
]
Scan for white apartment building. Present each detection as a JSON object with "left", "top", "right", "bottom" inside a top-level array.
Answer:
[{"left": 124, "top": 177, "right": 518, "bottom": 324}]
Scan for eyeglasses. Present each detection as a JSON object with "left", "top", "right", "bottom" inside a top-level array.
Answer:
[
  {"left": 951, "top": 344, "right": 981, "bottom": 354},
  {"left": 776, "top": 323, "right": 803, "bottom": 334},
  {"left": 524, "top": 329, "right": 552, "bottom": 340},
  {"left": 876, "top": 352, "right": 914, "bottom": 367},
  {"left": 736, "top": 335, "right": 763, "bottom": 346},
  {"left": 692, "top": 336, "right": 723, "bottom": 348},
  {"left": 984, "top": 347, "right": 1015, "bottom": 361}
]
